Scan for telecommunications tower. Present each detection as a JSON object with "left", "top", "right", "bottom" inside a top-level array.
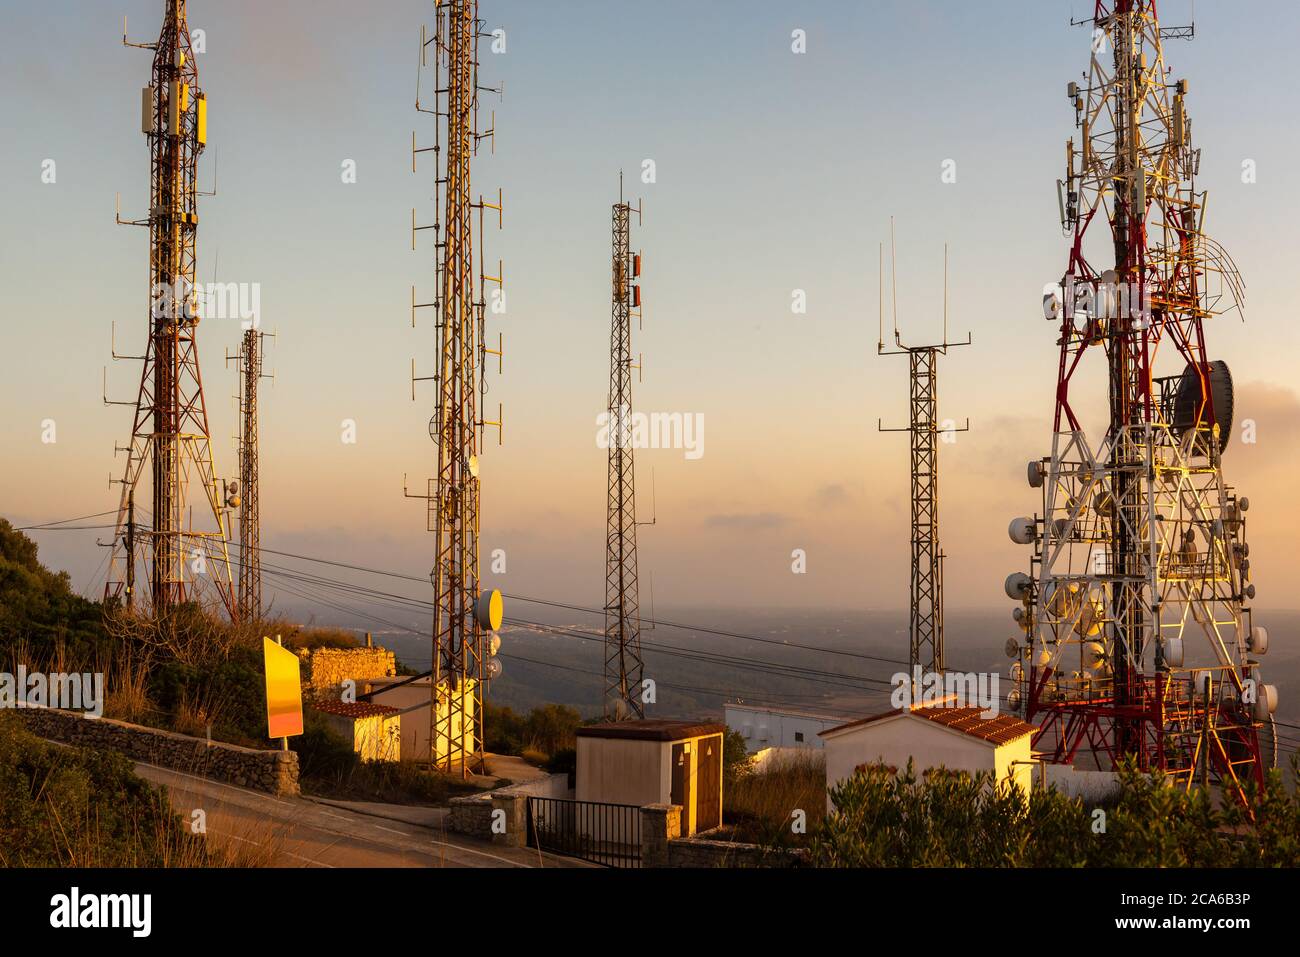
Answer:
[
  {"left": 879, "top": 232, "right": 969, "bottom": 676},
  {"left": 227, "top": 328, "right": 273, "bottom": 623},
  {"left": 410, "top": 0, "right": 505, "bottom": 776},
  {"left": 106, "top": 0, "right": 237, "bottom": 621},
  {"left": 604, "top": 180, "right": 646, "bottom": 720},
  {"left": 1005, "top": 1, "right": 1275, "bottom": 804}
]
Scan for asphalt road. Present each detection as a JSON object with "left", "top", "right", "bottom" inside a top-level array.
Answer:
[{"left": 134, "top": 762, "right": 592, "bottom": 868}]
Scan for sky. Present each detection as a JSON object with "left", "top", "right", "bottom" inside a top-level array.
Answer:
[{"left": 3, "top": 0, "right": 1300, "bottom": 621}]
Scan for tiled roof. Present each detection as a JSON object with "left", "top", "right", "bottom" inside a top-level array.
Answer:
[
  {"left": 821, "top": 705, "right": 1035, "bottom": 746},
  {"left": 313, "top": 700, "right": 400, "bottom": 720},
  {"left": 915, "top": 707, "right": 1036, "bottom": 745}
]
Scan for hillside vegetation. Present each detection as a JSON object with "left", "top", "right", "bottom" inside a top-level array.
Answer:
[{"left": 813, "top": 759, "right": 1300, "bottom": 867}]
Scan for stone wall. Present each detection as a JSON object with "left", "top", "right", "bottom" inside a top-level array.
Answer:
[
  {"left": 17, "top": 707, "right": 299, "bottom": 797},
  {"left": 640, "top": 804, "right": 681, "bottom": 867},
  {"left": 302, "top": 646, "right": 396, "bottom": 699},
  {"left": 641, "top": 803, "right": 807, "bottom": 868},
  {"left": 447, "top": 773, "right": 571, "bottom": 848},
  {"left": 665, "top": 836, "right": 808, "bottom": 868}
]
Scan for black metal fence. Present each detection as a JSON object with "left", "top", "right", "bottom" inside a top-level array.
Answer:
[{"left": 526, "top": 797, "right": 642, "bottom": 868}]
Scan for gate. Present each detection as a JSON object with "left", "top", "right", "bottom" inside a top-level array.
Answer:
[{"left": 526, "top": 797, "right": 642, "bottom": 868}]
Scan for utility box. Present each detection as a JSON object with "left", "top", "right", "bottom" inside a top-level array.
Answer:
[{"left": 576, "top": 720, "right": 726, "bottom": 836}]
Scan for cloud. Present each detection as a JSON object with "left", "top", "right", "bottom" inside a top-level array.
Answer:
[
  {"left": 703, "top": 512, "right": 787, "bottom": 531},
  {"left": 810, "top": 483, "right": 851, "bottom": 510}
]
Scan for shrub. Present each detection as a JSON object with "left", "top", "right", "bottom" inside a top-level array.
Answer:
[
  {"left": 0, "top": 711, "right": 209, "bottom": 867},
  {"left": 544, "top": 747, "right": 577, "bottom": 785},
  {"left": 811, "top": 757, "right": 1300, "bottom": 868},
  {"left": 722, "top": 729, "right": 751, "bottom": 784}
]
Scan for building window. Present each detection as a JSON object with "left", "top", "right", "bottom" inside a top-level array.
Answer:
[{"left": 795, "top": 732, "right": 804, "bottom": 743}]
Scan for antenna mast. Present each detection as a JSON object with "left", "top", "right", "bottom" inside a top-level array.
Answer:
[
  {"left": 106, "top": 0, "right": 236, "bottom": 622},
  {"left": 879, "top": 232, "right": 970, "bottom": 675},
  {"left": 228, "top": 328, "right": 273, "bottom": 623},
  {"left": 410, "top": 0, "right": 504, "bottom": 776},
  {"left": 605, "top": 182, "right": 645, "bottom": 719},
  {"left": 1011, "top": 1, "right": 1271, "bottom": 805}
]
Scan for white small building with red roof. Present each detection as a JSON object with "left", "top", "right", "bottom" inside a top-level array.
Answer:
[{"left": 819, "top": 703, "right": 1037, "bottom": 809}]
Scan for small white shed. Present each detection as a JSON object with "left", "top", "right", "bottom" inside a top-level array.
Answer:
[
  {"left": 820, "top": 705, "right": 1037, "bottom": 809},
  {"left": 313, "top": 699, "right": 402, "bottom": 762},
  {"left": 576, "top": 720, "right": 725, "bottom": 836}
]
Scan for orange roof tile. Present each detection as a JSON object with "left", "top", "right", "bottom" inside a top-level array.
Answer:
[
  {"left": 821, "top": 704, "right": 1035, "bottom": 745},
  {"left": 313, "top": 700, "right": 400, "bottom": 720}
]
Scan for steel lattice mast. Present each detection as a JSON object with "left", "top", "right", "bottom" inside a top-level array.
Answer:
[
  {"left": 1008, "top": 1, "right": 1275, "bottom": 804},
  {"left": 604, "top": 185, "right": 645, "bottom": 720},
  {"left": 412, "top": 0, "right": 503, "bottom": 776},
  {"left": 879, "top": 239, "right": 968, "bottom": 676},
  {"left": 230, "top": 328, "right": 271, "bottom": 623},
  {"left": 106, "top": 0, "right": 235, "bottom": 621}
]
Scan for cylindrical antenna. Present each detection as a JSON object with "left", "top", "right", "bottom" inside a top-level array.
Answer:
[
  {"left": 943, "top": 243, "right": 949, "bottom": 344},
  {"left": 878, "top": 243, "right": 884, "bottom": 350},
  {"left": 890, "top": 217, "right": 899, "bottom": 343}
]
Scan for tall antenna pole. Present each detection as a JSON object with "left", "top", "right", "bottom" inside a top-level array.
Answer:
[
  {"left": 605, "top": 183, "right": 645, "bottom": 720},
  {"left": 411, "top": 0, "right": 504, "bottom": 776},
  {"left": 1012, "top": 1, "right": 1270, "bottom": 805},
  {"left": 879, "top": 236, "right": 969, "bottom": 675},
  {"left": 229, "top": 328, "right": 273, "bottom": 623},
  {"left": 106, "top": 0, "right": 236, "bottom": 622}
]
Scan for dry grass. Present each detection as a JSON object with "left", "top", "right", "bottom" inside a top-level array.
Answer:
[
  {"left": 303, "top": 758, "right": 481, "bottom": 806},
  {"left": 722, "top": 751, "right": 827, "bottom": 847}
]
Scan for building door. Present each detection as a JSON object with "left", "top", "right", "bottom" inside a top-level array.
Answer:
[
  {"left": 670, "top": 742, "right": 692, "bottom": 832},
  {"left": 695, "top": 735, "right": 722, "bottom": 832}
]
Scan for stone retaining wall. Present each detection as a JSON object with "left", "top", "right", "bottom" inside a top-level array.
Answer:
[
  {"left": 641, "top": 803, "right": 806, "bottom": 868},
  {"left": 665, "top": 836, "right": 807, "bottom": 868},
  {"left": 17, "top": 707, "right": 299, "bottom": 797},
  {"left": 447, "top": 773, "right": 571, "bottom": 848}
]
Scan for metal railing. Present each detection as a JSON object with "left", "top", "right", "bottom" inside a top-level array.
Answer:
[{"left": 526, "top": 797, "right": 642, "bottom": 868}]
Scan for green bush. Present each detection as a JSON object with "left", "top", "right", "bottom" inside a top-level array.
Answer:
[
  {"left": 290, "top": 710, "right": 360, "bottom": 780},
  {"left": 0, "top": 711, "right": 207, "bottom": 867},
  {"left": 544, "top": 747, "right": 577, "bottom": 784},
  {"left": 0, "top": 519, "right": 106, "bottom": 662},
  {"left": 722, "top": 729, "right": 751, "bottom": 784},
  {"left": 812, "top": 758, "right": 1300, "bottom": 867},
  {"left": 484, "top": 701, "right": 582, "bottom": 758},
  {"left": 148, "top": 643, "right": 267, "bottom": 745}
]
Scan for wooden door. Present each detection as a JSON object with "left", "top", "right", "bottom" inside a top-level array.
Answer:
[
  {"left": 694, "top": 735, "right": 722, "bottom": 833},
  {"left": 670, "top": 742, "right": 692, "bottom": 831}
]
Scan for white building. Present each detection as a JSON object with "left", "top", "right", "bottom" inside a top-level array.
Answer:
[
  {"left": 724, "top": 703, "right": 841, "bottom": 752},
  {"left": 353, "top": 676, "right": 475, "bottom": 765},
  {"left": 576, "top": 720, "right": 726, "bottom": 837},
  {"left": 819, "top": 704, "right": 1037, "bottom": 810},
  {"left": 313, "top": 700, "right": 401, "bottom": 762}
]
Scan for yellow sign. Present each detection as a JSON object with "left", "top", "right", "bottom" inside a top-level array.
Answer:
[{"left": 263, "top": 637, "right": 304, "bottom": 739}]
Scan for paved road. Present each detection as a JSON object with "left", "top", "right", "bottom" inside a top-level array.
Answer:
[{"left": 134, "top": 763, "right": 591, "bottom": 868}]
